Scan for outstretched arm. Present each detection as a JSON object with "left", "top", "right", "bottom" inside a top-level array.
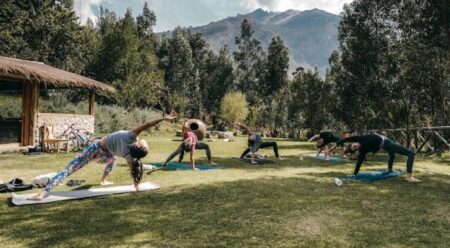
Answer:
[
  {"left": 132, "top": 115, "right": 176, "bottom": 135},
  {"left": 316, "top": 147, "right": 323, "bottom": 157},
  {"left": 236, "top": 122, "right": 251, "bottom": 133},
  {"left": 353, "top": 152, "right": 366, "bottom": 175},
  {"left": 330, "top": 136, "right": 363, "bottom": 152},
  {"left": 308, "top": 134, "right": 320, "bottom": 142}
]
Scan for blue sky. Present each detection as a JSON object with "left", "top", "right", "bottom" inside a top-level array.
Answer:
[{"left": 74, "top": 0, "right": 352, "bottom": 32}]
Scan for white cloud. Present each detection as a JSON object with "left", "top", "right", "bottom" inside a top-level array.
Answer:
[
  {"left": 74, "top": 0, "right": 102, "bottom": 24},
  {"left": 74, "top": 0, "right": 353, "bottom": 31}
]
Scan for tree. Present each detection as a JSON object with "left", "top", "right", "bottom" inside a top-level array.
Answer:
[
  {"left": 220, "top": 92, "right": 249, "bottom": 126},
  {"left": 0, "top": 0, "right": 87, "bottom": 72},
  {"left": 90, "top": 8, "right": 163, "bottom": 109},
  {"left": 289, "top": 68, "right": 332, "bottom": 133},
  {"left": 137, "top": 2, "right": 156, "bottom": 37},
  {"left": 158, "top": 27, "right": 195, "bottom": 115},
  {"left": 202, "top": 45, "right": 234, "bottom": 118},
  {"left": 233, "top": 19, "right": 267, "bottom": 106},
  {"left": 263, "top": 36, "right": 290, "bottom": 134}
]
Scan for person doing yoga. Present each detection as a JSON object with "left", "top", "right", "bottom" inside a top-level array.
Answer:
[
  {"left": 162, "top": 122, "right": 212, "bottom": 170},
  {"left": 308, "top": 131, "right": 341, "bottom": 160},
  {"left": 29, "top": 115, "right": 176, "bottom": 200},
  {"left": 329, "top": 133, "right": 421, "bottom": 183},
  {"left": 178, "top": 142, "right": 217, "bottom": 165},
  {"left": 237, "top": 122, "right": 282, "bottom": 164}
]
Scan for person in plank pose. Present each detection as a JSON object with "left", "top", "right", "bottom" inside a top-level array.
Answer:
[
  {"left": 329, "top": 133, "right": 421, "bottom": 183},
  {"left": 29, "top": 115, "right": 177, "bottom": 200},
  {"left": 236, "top": 122, "right": 282, "bottom": 164}
]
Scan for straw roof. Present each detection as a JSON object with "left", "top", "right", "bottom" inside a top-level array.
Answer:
[{"left": 0, "top": 56, "right": 115, "bottom": 92}]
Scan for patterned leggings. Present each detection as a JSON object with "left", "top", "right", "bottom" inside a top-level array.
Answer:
[{"left": 45, "top": 141, "right": 116, "bottom": 192}]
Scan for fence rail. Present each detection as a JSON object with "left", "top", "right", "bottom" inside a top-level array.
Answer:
[{"left": 365, "top": 126, "right": 450, "bottom": 156}]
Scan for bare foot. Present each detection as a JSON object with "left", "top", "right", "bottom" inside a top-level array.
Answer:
[
  {"left": 209, "top": 161, "right": 218, "bottom": 165},
  {"left": 407, "top": 177, "right": 421, "bottom": 183},
  {"left": 251, "top": 161, "right": 258, "bottom": 164},
  {"left": 277, "top": 157, "right": 285, "bottom": 160},
  {"left": 100, "top": 180, "right": 114, "bottom": 186},
  {"left": 193, "top": 167, "right": 199, "bottom": 171},
  {"left": 27, "top": 191, "right": 48, "bottom": 201}
]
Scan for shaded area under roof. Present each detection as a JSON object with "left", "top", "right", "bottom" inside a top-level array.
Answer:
[{"left": 0, "top": 56, "right": 115, "bottom": 93}]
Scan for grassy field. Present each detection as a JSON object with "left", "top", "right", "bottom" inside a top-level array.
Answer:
[{"left": 0, "top": 133, "right": 449, "bottom": 247}]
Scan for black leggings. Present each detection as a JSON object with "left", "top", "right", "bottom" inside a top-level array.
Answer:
[
  {"left": 179, "top": 142, "right": 212, "bottom": 162},
  {"left": 240, "top": 142, "right": 279, "bottom": 158},
  {"left": 383, "top": 139, "right": 415, "bottom": 173}
]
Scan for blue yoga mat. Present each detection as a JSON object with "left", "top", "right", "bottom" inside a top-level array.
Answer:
[
  {"left": 153, "top": 163, "right": 224, "bottom": 171},
  {"left": 342, "top": 170, "right": 404, "bottom": 182},
  {"left": 306, "top": 154, "right": 347, "bottom": 163}
]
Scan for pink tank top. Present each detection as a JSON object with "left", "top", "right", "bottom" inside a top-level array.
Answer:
[{"left": 184, "top": 131, "right": 197, "bottom": 150}]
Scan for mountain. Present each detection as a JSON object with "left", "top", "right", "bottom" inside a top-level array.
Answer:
[{"left": 160, "top": 8, "right": 341, "bottom": 75}]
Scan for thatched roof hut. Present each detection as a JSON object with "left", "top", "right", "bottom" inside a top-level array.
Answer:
[
  {"left": 0, "top": 56, "right": 115, "bottom": 92},
  {"left": 0, "top": 56, "right": 115, "bottom": 146}
]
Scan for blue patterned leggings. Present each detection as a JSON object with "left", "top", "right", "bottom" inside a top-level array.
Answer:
[{"left": 45, "top": 141, "right": 116, "bottom": 192}]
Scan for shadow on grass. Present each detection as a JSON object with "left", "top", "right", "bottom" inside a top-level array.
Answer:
[
  {"left": 2, "top": 174, "right": 450, "bottom": 247},
  {"left": 278, "top": 143, "right": 316, "bottom": 150},
  {"left": 71, "top": 184, "right": 95, "bottom": 191}
]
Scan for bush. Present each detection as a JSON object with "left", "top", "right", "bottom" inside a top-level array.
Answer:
[
  {"left": 95, "top": 105, "right": 162, "bottom": 134},
  {"left": 0, "top": 94, "right": 21, "bottom": 118},
  {"left": 220, "top": 92, "right": 249, "bottom": 126}
]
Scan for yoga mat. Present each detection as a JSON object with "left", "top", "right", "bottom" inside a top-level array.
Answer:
[
  {"left": 12, "top": 181, "right": 160, "bottom": 206},
  {"left": 152, "top": 163, "right": 224, "bottom": 171},
  {"left": 341, "top": 170, "right": 404, "bottom": 183},
  {"left": 305, "top": 153, "right": 347, "bottom": 163}
]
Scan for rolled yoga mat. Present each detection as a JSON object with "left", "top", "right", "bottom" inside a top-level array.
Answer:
[
  {"left": 305, "top": 153, "right": 347, "bottom": 163},
  {"left": 151, "top": 163, "right": 224, "bottom": 171},
  {"left": 341, "top": 170, "right": 404, "bottom": 183},
  {"left": 12, "top": 181, "right": 160, "bottom": 206}
]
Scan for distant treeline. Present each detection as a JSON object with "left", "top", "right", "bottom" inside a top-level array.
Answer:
[{"left": 0, "top": 0, "right": 448, "bottom": 136}]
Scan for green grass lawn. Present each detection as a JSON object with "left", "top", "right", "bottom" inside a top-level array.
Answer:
[{"left": 1, "top": 134, "right": 450, "bottom": 247}]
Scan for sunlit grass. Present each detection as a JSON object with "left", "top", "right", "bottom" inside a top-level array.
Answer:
[{"left": 0, "top": 134, "right": 449, "bottom": 247}]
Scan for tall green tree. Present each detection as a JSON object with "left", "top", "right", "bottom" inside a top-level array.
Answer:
[
  {"left": 0, "top": 0, "right": 88, "bottom": 72},
  {"left": 91, "top": 7, "right": 163, "bottom": 109},
  {"left": 158, "top": 27, "right": 195, "bottom": 115},
  {"left": 233, "top": 19, "right": 267, "bottom": 106},
  {"left": 202, "top": 45, "right": 234, "bottom": 118},
  {"left": 263, "top": 36, "right": 290, "bottom": 135}
]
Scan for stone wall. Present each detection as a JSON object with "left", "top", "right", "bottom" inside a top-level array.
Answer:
[{"left": 35, "top": 113, "right": 94, "bottom": 145}]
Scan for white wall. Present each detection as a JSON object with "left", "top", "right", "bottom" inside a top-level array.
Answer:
[{"left": 35, "top": 113, "right": 94, "bottom": 145}]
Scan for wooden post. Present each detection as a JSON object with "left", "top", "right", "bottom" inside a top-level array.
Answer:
[
  {"left": 88, "top": 90, "right": 95, "bottom": 116},
  {"left": 21, "top": 84, "right": 31, "bottom": 146},
  {"left": 28, "top": 82, "right": 39, "bottom": 146}
]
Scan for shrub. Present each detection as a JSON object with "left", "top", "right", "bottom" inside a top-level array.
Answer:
[{"left": 220, "top": 92, "right": 249, "bottom": 126}]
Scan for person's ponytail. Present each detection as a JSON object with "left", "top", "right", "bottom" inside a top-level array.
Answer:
[{"left": 131, "top": 159, "right": 143, "bottom": 184}]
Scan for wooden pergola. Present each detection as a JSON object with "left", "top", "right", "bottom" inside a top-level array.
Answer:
[{"left": 0, "top": 56, "right": 115, "bottom": 146}]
